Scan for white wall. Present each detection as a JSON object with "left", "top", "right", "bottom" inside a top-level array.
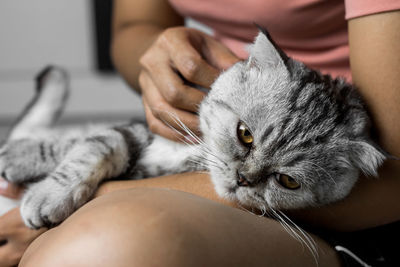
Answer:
[
  {"left": 0, "top": 0, "right": 143, "bottom": 121},
  {"left": 0, "top": 1, "right": 92, "bottom": 73}
]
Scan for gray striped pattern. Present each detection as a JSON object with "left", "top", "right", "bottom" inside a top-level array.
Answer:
[{"left": 0, "top": 31, "right": 387, "bottom": 229}]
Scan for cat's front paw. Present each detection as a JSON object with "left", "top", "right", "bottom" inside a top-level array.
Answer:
[
  {"left": 0, "top": 140, "right": 36, "bottom": 183},
  {"left": 0, "top": 139, "right": 53, "bottom": 183},
  {"left": 20, "top": 178, "right": 94, "bottom": 229}
]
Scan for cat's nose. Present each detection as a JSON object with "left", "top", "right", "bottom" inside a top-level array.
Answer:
[{"left": 237, "top": 171, "right": 252, "bottom": 187}]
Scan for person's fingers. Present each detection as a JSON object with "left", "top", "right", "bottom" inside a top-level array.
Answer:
[
  {"left": 151, "top": 104, "right": 200, "bottom": 140},
  {"left": 140, "top": 51, "right": 206, "bottom": 113},
  {"left": 0, "top": 208, "right": 46, "bottom": 264},
  {"left": 0, "top": 245, "right": 20, "bottom": 267},
  {"left": 142, "top": 78, "right": 200, "bottom": 137},
  {"left": 140, "top": 72, "right": 200, "bottom": 140},
  {"left": 0, "top": 209, "right": 28, "bottom": 266},
  {"left": 201, "top": 35, "right": 241, "bottom": 70},
  {"left": 164, "top": 29, "right": 220, "bottom": 88},
  {"left": 148, "top": 63, "right": 206, "bottom": 113},
  {"left": 0, "top": 208, "right": 19, "bottom": 239},
  {"left": 0, "top": 178, "right": 23, "bottom": 200},
  {"left": 143, "top": 99, "right": 183, "bottom": 142}
]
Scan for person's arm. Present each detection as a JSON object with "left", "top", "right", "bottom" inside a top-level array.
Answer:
[
  {"left": 112, "top": 0, "right": 239, "bottom": 141},
  {"left": 349, "top": 11, "right": 400, "bottom": 155},
  {"left": 96, "top": 161, "right": 400, "bottom": 232},
  {"left": 95, "top": 172, "right": 237, "bottom": 208},
  {"left": 111, "top": 0, "right": 184, "bottom": 91}
]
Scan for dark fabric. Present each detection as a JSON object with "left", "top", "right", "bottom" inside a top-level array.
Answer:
[{"left": 310, "top": 221, "right": 400, "bottom": 267}]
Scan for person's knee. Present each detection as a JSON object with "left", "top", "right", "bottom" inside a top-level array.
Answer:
[{"left": 20, "top": 188, "right": 207, "bottom": 267}]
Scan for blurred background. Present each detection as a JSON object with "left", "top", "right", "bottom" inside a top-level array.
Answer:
[{"left": 0, "top": 0, "right": 144, "bottom": 138}]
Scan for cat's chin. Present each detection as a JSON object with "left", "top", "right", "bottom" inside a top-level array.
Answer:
[
  {"left": 213, "top": 182, "right": 269, "bottom": 210},
  {"left": 213, "top": 182, "right": 238, "bottom": 201},
  {"left": 235, "top": 188, "right": 266, "bottom": 208},
  {"left": 209, "top": 172, "right": 238, "bottom": 200}
]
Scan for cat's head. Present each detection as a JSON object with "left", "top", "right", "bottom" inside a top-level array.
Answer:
[{"left": 198, "top": 29, "right": 386, "bottom": 210}]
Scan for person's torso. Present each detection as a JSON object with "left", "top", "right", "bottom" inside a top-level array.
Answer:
[{"left": 169, "top": 0, "right": 350, "bottom": 80}]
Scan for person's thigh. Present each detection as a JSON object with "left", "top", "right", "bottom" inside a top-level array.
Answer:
[{"left": 19, "top": 188, "right": 341, "bottom": 267}]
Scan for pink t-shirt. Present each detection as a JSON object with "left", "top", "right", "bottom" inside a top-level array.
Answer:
[{"left": 169, "top": 0, "right": 400, "bottom": 81}]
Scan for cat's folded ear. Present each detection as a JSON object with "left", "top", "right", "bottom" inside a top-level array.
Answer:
[
  {"left": 349, "top": 141, "right": 387, "bottom": 177},
  {"left": 247, "top": 26, "right": 290, "bottom": 71}
]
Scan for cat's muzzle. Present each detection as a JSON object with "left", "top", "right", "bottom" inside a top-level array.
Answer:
[{"left": 237, "top": 171, "right": 251, "bottom": 187}]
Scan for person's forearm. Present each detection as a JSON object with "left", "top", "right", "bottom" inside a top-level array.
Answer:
[
  {"left": 111, "top": 24, "right": 164, "bottom": 92},
  {"left": 349, "top": 11, "right": 400, "bottom": 156},
  {"left": 96, "top": 160, "right": 400, "bottom": 232},
  {"left": 95, "top": 173, "right": 238, "bottom": 208},
  {"left": 288, "top": 159, "right": 400, "bottom": 232},
  {"left": 111, "top": 0, "right": 184, "bottom": 92}
]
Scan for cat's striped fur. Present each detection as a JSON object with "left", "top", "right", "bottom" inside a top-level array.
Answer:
[{"left": 0, "top": 30, "right": 386, "bottom": 231}]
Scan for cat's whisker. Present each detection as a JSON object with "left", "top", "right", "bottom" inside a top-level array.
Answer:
[
  {"left": 191, "top": 159, "right": 221, "bottom": 171},
  {"left": 151, "top": 109, "right": 201, "bottom": 147},
  {"left": 158, "top": 116, "right": 191, "bottom": 141},
  {"left": 186, "top": 139, "right": 228, "bottom": 169},
  {"left": 203, "top": 149, "right": 228, "bottom": 166},
  {"left": 154, "top": 116, "right": 225, "bottom": 172},
  {"left": 157, "top": 117, "right": 213, "bottom": 161},
  {"left": 203, "top": 150, "right": 229, "bottom": 168},
  {"left": 178, "top": 139, "right": 209, "bottom": 164},
  {"left": 163, "top": 111, "right": 205, "bottom": 145},
  {"left": 197, "top": 141, "right": 229, "bottom": 168},
  {"left": 277, "top": 211, "right": 318, "bottom": 260},
  {"left": 270, "top": 209, "right": 319, "bottom": 265},
  {"left": 193, "top": 155, "right": 220, "bottom": 168},
  {"left": 258, "top": 203, "right": 268, "bottom": 217},
  {"left": 189, "top": 153, "right": 224, "bottom": 171},
  {"left": 270, "top": 209, "right": 300, "bottom": 242},
  {"left": 237, "top": 203, "right": 258, "bottom": 216},
  {"left": 186, "top": 159, "right": 209, "bottom": 170},
  {"left": 270, "top": 209, "right": 307, "bottom": 250},
  {"left": 157, "top": 111, "right": 230, "bottom": 169}
]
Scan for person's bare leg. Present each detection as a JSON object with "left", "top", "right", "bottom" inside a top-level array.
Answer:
[{"left": 20, "top": 188, "right": 341, "bottom": 267}]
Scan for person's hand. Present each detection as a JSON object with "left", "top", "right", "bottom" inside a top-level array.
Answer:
[
  {"left": 139, "top": 26, "right": 240, "bottom": 141},
  {"left": 0, "top": 178, "right": 23, "bottom": 200},
  {"left": 0, "top": 208, "right": 46, "bottom": 266},
  {"left": 0, "top": 178, "right": 43, "bottom": 266}
]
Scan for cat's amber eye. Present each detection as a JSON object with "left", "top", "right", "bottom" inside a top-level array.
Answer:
[
  {"left": 276, "top": 174, "right": 300, "bottom": 190},
  {"left": 237, "top": 122, "right": 253, "bottom": 147}
]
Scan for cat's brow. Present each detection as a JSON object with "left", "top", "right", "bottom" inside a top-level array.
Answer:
[
  {"left": 210, "top": 99, "right": 235, "bottom": 113},
  {"left": 260, "top": 125, "right": 274, "bottom": 143},
  {"left": 284, "top": 153, "right": 306, "bottom": 167}
]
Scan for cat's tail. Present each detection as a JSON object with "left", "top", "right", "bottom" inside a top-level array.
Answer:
[{"left": 7, "top": 66, "right": 70, "bottom": 140}]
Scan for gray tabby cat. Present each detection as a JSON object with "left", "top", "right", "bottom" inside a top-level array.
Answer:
[{"left": 0, "top": 29, "right": 386, "bottom": 229}]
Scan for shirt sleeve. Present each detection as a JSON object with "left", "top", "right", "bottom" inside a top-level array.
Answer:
[{"left": 345, "top": 0, "right": 400, "bottom": 20}]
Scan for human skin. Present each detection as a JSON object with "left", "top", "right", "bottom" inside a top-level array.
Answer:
[
  {"left": 0, "top": 2, "right": 399, "bottom": 266},
  {"left": 111, "top": 0, "right": 239, "bottom": 141},
  {"left": 19, "top": 187, "right": 341, "bottom": 267}
]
